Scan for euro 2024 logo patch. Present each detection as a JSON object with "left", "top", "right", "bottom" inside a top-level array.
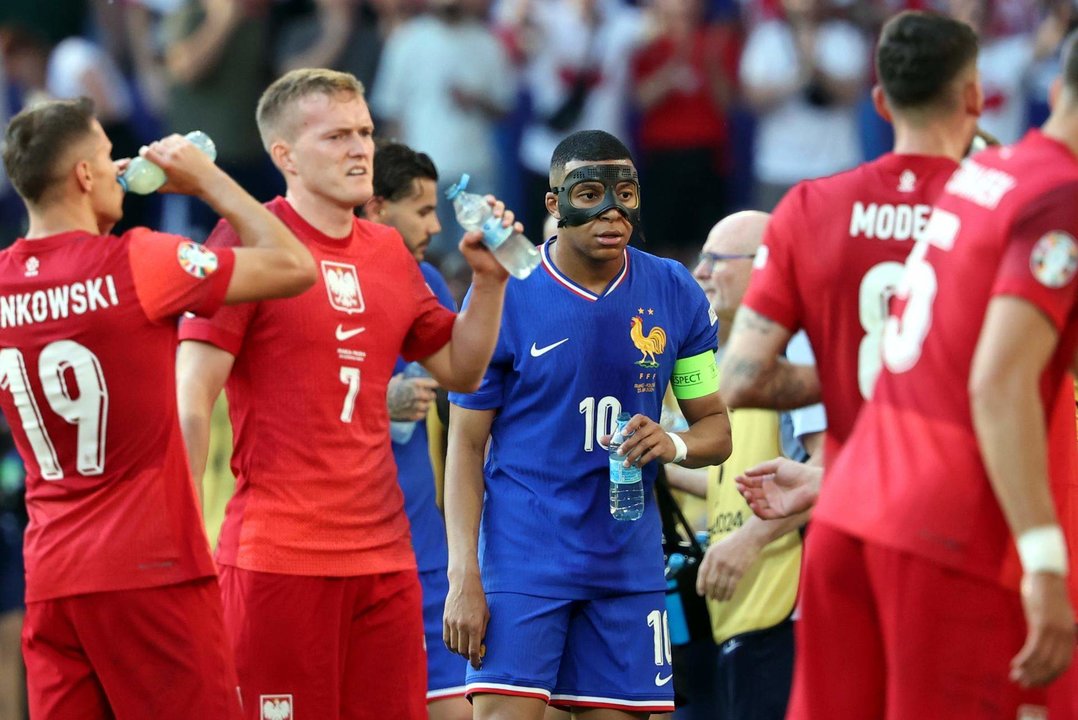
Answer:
[
  {"left": 1030, "top": 231, "right": 1078, "bottom": 289},
  {"left": 176, "top": 241, "right": 219, "bottom": 279}
]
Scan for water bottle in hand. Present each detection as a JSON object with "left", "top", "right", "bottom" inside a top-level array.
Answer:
[
  {"left": 609, "top": 411, "right": 644, "bottom": 521},
  {"left": 119, "top": 131, "right": 217, "bottom": 195},
  {"left": 445, "top": 174, "right": 540, "bottom": 279},
  {"left": 389, "top": 362, "right": 431, "bottom": 445}
]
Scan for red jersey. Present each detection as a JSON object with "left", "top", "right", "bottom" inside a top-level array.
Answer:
[
  {"left": 742, "top": 152, "right": 959, "bottom": 460},
  {"left": 0, "top": 228, "right": 235, "bottom": 602},
  {"left": 179, "top": 197, "right": 456, "bottom": 577},
  {"left": 821, "top": 131, "right": 1078, "bottom": 589}
]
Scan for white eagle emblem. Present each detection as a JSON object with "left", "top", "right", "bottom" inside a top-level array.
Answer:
[
  {"left": 260, "top": 695, "right": 293, "bottom": 720},
  {"left": 321, "top": 261, "right": 365, "bottom": 314}
]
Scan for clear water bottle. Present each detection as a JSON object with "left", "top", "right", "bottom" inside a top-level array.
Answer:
[
  {"left": 609, "top": 411, "right": 644, "bottom": 521},
  {"left": 445, "top": 174, "right": 540, "bottom": 280},
  {"left": 389, "top": 362, "right": 431, "bottom": 445},
  {"left": 118, "top": 131, "right": 217, "bottom": 195}
]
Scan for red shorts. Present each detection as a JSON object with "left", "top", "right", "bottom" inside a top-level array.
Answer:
[
  {"left": 23, "top": 577, "right": 242, "bottom": 720},
  {"left": 219, "top": 565, "right": 427, "bottom": 720},
  {"left": 790, "top": 523, "right": 1047, "bottom": 720}
]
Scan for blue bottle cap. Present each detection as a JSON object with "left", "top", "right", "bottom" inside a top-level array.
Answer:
[
  {"left": 445, "top": 173, "right": 470, "bottom": 200},
  {"left": 117, "top": 175, "right": 128, "bottom": 193}
]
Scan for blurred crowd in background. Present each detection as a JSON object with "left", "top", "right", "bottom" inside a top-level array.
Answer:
[{"left": 0, "top": 0, "right": 1073, "bottom": 297}]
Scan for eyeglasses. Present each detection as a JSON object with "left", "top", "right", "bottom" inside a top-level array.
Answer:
[{"left": 695, "top": 252, "right": 757, "bottom": 273}]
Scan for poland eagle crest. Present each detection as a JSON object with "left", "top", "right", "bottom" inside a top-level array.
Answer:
[{"left": 321, "top": 261, "right": 365, "bottom": 314}]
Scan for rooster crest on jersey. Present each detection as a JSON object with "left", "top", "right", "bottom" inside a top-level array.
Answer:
[
  {"left": 260, "top": 695, "right": 293, "bottom": 720},
  {"left": 1030, "top": 231, "right": 1078, "bottom": 288},
  {"left": 630, "top": 314, "right": 666, "bottom": 368},
  {"left": 321, "top": 260, "right": 365, "bottom": 314}
]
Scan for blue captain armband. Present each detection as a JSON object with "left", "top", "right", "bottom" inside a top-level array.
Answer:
[{"left": 670, "top": 351, "right": 719, "bottom": 400}]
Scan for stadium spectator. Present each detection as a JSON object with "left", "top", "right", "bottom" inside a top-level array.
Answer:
[
  {"left": 739, "top": 0, "right": 870, "bottom": 209},
  {"left": 162, "top": 0, "right": 278, "bottom": 235},
  {"left": 372, "top": 0, "right": 515, "bottom": 262},
  {"left": 365, "top": 140, "right": 471, "bottom": 720},
  {"left": 683, "top": 210, "right": 825, "bottom": 720},
  {"left": 443, "top": 129, "right": 732, "bottom": 719},
  {"left": 495, "top": 0, "right": 650, "bottom": 238},
  {"left": 273, "top": 0, "right": 387, "bottom": 91},
  {"left": 176, "top": 68, "right": 514, "bottom": 720},
  {"left": 630, "top": 0, "right": 736, "bottom": 266},
  {"left": 737, "top": 20, "right": 1078, "bottom": 719},
  {"left": 0, "top": 97, "right": 315, "bottom": 719},
  {"left": 948, "top": 0, "right": 1069, "bottom": 144}
]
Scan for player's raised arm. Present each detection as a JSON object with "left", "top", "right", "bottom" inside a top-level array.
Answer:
[
  {"left": 419, "top": 199, "right": 513, "bottom": 393},
  {"left": 443, "top": 404, "right": 495, "bottom": 670},
  {"left": 142, "top": 135, "right": 317, "bottom": 302},
  {"left": 970, "top": 296, "right": 1075, "bottom": 687}
]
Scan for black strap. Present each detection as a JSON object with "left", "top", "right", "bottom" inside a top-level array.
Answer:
[{"left": 655, "top": 466, "right": 706, "bottom": 558}]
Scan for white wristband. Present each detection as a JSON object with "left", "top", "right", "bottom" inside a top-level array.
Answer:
[
  {"left": 1017, "top": 525, "right": 1069, "bottom": 576},
  {"left": 666, "top": 432, "right": 687, "bottom": 465}
]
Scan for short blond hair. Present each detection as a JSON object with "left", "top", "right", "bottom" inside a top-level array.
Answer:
[{"left": 256, "top": 68, "right": 366, "bottom": 151}]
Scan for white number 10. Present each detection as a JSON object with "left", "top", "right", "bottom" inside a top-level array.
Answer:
[{"left": 0, "top": 341, "right": 108, "bottom": 480}]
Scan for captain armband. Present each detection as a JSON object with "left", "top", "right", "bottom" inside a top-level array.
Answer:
[{"left": 670, "top": 351, "right": 719, "bottom": 400}]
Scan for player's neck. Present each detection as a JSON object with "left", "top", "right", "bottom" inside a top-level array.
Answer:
[
  {"left": 1041, "top": 110, "right": 1078, "bottom": 160},
  {"left": 23, "top": 202, "right": 102, "bottom": 240},
  {"left": 285, "top": 187, "right": 356, "bottom": 239},
  {"left": 890, "top": 121, "right": 967, "bottom": 162},
  {"left": 551, "top": 237, "right": 625, "bottom": 293}
]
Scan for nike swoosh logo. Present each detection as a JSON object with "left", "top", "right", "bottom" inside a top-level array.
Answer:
[
  {"left": 654, "top": 672, "right": 673, "bottom": 687},
  {"left": 530, "top": 338, "right": 569, "bottom": 357},
  {"left": 335, "top": 324, "right": 366, "bottom": 341}
]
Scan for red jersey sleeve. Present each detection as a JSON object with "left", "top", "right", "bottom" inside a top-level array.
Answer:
[
  {"left": 126, "top": 228, "right": 235, "bottom": 323},
  {"left": 400, "top": 256, "right": 456, "bottom": 362},
  {"left": 992, "top": 182, "right": 1078, "bottom": 331},
  {"left": 742, "top": 185, "right": 803, "bottom": 331},
  {"left": 176, "top": 219, "right": 256, "bottom": 356}
]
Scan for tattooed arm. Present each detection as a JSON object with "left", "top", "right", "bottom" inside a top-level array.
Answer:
[{"left": 719, "top": 306, "right": 821, "bottom": 410}]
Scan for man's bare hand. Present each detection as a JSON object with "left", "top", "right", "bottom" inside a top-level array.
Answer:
[
  {"left": 735, "top": 457, "right": 821, "bottom": 519},
  {"left": 1012, "top": 572, "right": 1076, "bottom": 687},
  {"left": 387, "top": 374, "right": 439, "bottom": 422},
  {"left": 599, "top": 413, "right": 677, "bottom": 467},
  {"left": 696, "top": 529, "right": 764, "bottom": 602},
  {"left": 443, "top": 570, "right": 489, "bottom": 670}
]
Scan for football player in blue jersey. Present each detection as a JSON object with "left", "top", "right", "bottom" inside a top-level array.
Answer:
[
  {"left": 444, "top": 129, "right": 732, "bottom": 720},
  {"left": 365, "top": 141, "right": 471, "bottom": 720}
]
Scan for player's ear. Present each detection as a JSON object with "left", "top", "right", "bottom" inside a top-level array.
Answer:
[
  {"left": 871, "top": 85, "right": 892, "bottom": 123},
  {"left": 74, "top": 160, "right": 93, "bottom": 194},
  {"left": 270, "top": 140, "right": 297, "bottom": 176},
  {"left": 545, "top": 191, "right": 559, "bottom": 220},
  {"left": 365, "top": 196, "right": 386, "bottom": 221},
  {"left": 965, "top": 75, "right": 984, "bottom": 117}
]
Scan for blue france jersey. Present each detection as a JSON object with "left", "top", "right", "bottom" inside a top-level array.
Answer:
[
  {"left": 449, "top": 241, "right": 718, "bottom": 598},
  {"left": 394, "top": 262, "right": 457, "bottom": 573}
]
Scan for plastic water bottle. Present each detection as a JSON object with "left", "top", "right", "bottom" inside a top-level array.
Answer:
[
  {"left": 118, "top": 131, "right": 217, "bottom": 195},
  {"left": 665, "top": 553, "right": 691, "bottom": 645},
  {"left": 389, "top": 362, "right": 431, "bottom": 445},
  {"left": 609, "top": 411, "right": 644, "bottom": 521},
  {"left": 445, "top": 174, "right": 540, "bottom": 280}
]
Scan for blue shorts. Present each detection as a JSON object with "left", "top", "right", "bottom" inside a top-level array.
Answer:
[
  {"left": 419, "top": 568, "right": 468, "bottom": 700},
  {"left": 0, "top": 511, "right": 24, "bottom": 614},
  {"left": 466, "top": 591, "right": 674, "bottom": 714}
]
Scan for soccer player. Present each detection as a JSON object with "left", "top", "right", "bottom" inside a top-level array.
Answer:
[
  {"left": 0, "top": 98, "right": 316, "bottom": 719},
  {"left": 719, "top": 10, "right": 982, "bottom": 462},
  {"left": 742, "top": 29, "right": 1078, "bottom": 719},
  {"left": 175, "top": 68, "right": 514, "bottom": 720},
  {"left": 443, "top": 129, "right": 733, "bottom": 719},
  {"left": 365, "top": 141, "right": 471, "bottom": 720}
]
